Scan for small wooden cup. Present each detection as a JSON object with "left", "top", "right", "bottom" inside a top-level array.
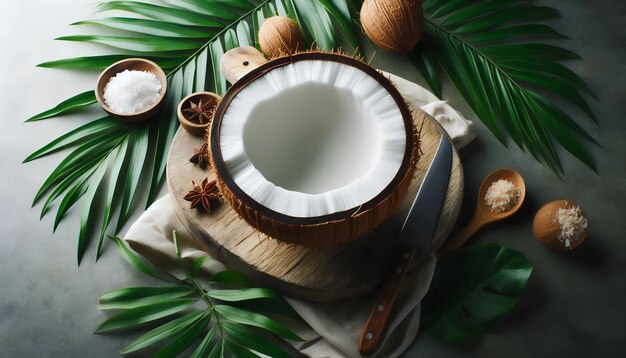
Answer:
[
  {"left": 96, "top": 58, "right": 167, "bottom": 122},
  {"left": 177, "top": 92, "right": 221, "bottom": 137}
]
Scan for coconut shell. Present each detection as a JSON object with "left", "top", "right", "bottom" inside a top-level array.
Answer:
[
  {"left": 208, "top": 51, "right": 420, "bottom": 247},
  {"left": 360, "top": 0, "right": 423, "bottom": 53},
  {"left": 533, "top": 200, "right": 589, "bottom": 252},
  {"left": 259, "top": 16, "right": 304, "bottom": 59}
]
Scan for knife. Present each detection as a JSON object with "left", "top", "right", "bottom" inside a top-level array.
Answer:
[{"left": 358, "top": 134, "right": 453, "bottom": 355}]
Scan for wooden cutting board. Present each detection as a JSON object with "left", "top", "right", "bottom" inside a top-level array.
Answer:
[{"left": 167, "top": 108, "right": 463, "bottom": 301}]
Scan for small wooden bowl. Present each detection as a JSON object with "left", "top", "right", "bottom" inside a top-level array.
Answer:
[
  {"left": 533, "top": 200, "right": 589, "bottom": 252},
  {"left": 96, "top": 58, "right": 167, "bottom": 122},
  {"left": 177, "top": 92, "right": 221, "bottom": 137}
]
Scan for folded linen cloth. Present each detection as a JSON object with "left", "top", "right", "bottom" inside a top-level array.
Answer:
[{"left": 125, "top": 73, "right": 475, "bottom": 357}]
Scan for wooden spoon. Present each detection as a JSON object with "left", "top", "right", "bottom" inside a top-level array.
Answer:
[{"left": 438, "top": 168, "right": 525, "bottom": 258}]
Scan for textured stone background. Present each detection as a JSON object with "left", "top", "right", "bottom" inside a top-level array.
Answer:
[{"left": 1, "top": 0, "right": 624, "bottom": 357}]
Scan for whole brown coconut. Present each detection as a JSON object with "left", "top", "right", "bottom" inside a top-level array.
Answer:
[
  {"left": 360, "top": 0, "right": 423, "bottom": 53},
  {"left": 259, "top": 16, "right": 304, "bottom": 58},
  {"left": 533, "top": 200, "right": 589, "bottom": 252}
]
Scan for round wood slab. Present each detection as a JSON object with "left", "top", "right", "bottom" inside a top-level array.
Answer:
[{"left": 167, "top": 108, "right": 463, "bottom": 301}]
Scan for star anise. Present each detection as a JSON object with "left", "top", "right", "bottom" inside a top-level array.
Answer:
[
  {"left": 183, "top": 178, "right": 221, "bottom": 213},
  {"left": 189, "top": 143, "right": 210, "bottom": 169},
  {"left": 182, "top": 99, "right": 215, "bottom": 124}
]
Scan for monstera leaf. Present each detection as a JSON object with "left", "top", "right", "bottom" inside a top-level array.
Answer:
[
  {"left": 25, "top": 0, "right": 595, "bottom": 264},
  {"left": 421, "top": 244, "right": 533, "bottom": 343}
]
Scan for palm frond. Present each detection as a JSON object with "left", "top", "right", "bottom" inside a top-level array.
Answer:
[
  {"left": 96, "top": 234, "right": 300, "bottom": 356},
  {"left": 416, "top": 0, "right": 597, "bottom": 174},
  {"left": 26, "top": 0, "right": 360, "bottom": 263}
]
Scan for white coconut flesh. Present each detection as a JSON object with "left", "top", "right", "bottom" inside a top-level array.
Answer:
[{"left": 218, "top": 60, "right": 408, "bottom": 218}]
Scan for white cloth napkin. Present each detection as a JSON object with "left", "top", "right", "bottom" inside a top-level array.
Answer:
[{"left": 125, "top": 74, "right": 475, "bottom": 358}]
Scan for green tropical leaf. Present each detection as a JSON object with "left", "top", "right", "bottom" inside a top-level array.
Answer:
[
  {"left": 154, "top": 314, "right": 211, "bottom": 358},
  {"left": 409, "top": 49, "right": 441, "bottom": 98},
  {"left": 96, "top": 136, "right": 130, "bottom": 259},
  {"left": 190, "top": 325, "right": 217, "bottom": 358},
  {"left": 38, "top": 55, "right": 185, "bottom": 70},
  {"left": 209, "top": 270, "right": 254, "bottom": 288},
  {"left": 121, "top": 310, "right": 205, "bottom": 354},
  {"left": 223, "top": 322, "right": 291, "bottom": 358},
  {"left": 95, "top": 1, "right": 224, "bottom": 27},
  {"left": 41, "top": 164, "right": 95, "bottom": 219},
  {"left": 466, "top": 24, "right": 568, "bottom": 42},
  {"left": 224, "top": 339, "right": 261, "bottom": 358},
  {"left": 56, "top": 35, "right": 201, "bottom": 53},
  {"left": 72, "top": 17, "right": 213, "bottom": 38},
  {"left": 415, "top": 1, "right": 597, "bottom": 174},
  {"left": 110, "top": 236, "right": 165, "bottom": 280},
  {"left": 162, "top": 0, "right": 244, "bottom": 20},
  {"left": 316, "top": 0, "right": 359, "bottom": 51},
  {"left": 193, "top": 47, "right": 209, "bottom": 92},
  {"left": 25, "top": 90, "right": 96, "bottom": 122},
  {"left": 497, "top": 58, "right": 594, "bottom": 97},
  {"left": 53, "top": 174, "right": 93, "bottom": 231},
  {"left": 207, "top": 340, "right": 225, "bottom": 358},
  {"left": 192, "top": 255, "right": 210, "bottom": 277},
  {"left": 99, "top": 286, "right": 196, "bottom": 310},
  {"left": 147, "top": 70, "right": 184, "bottom": 205},
  {"left": 214, "top": 305, "right": 302, "bottom": 341},
  {"left": 77, "top": 158, "right": 110, "bottom": 264},
  {"left": 31, "top": 134, "right": 120, "bottom": 205},
  {"left": 95, "top": 298, "right": 199, "bottom": 333},
  {"left": 24, "top": 117, "right": 126, "bottom": 162},
  {"left": 209, "top": 39, "right": 227, "bottom": 94},
  {"left": 293, "top": 0, "right": 335, "bottom": 50},
  {"left": 208, "top": 288, "right": 280, "bottom": 302},
  {"left": 116, "top": 127, "right": 150, "bottom": 232},
  {"left": 99, "top": 230, "right": 301, "bottom": 356},
  {"left": 454, "top": 6, "right": 560, "bottom": 34},
  {"left": 421, "top": 244, "right": 533, "bottom": 343}
]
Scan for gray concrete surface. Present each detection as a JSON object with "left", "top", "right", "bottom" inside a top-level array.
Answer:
[{"left": 1, "top": 0, "right": 624, "bottom": 357}]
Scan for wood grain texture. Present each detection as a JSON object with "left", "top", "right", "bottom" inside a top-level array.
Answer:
[{"left": 166, "top": 108, "right": 463, "bottom": 301}]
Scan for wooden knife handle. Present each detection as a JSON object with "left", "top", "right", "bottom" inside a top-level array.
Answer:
[{"left": 358, "top": 248, "right": 413, "bottom": 355}]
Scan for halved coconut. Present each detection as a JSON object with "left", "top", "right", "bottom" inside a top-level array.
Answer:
[{"left": 209, "top": 51, "right": 419, "bottom": 246}]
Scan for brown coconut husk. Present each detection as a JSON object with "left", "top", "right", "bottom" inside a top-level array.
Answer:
[
  {"left": 533, "top": 200, "right": 589, "bottom": 252},
  {"left": 258, "top": 16, "right": 304, "bottom": 59},
  {"left": 360, "top": 0, "right": 423, "bottom": 53},
  {"left": 208, "top": 51, "right": 421, "bottom": 247}
]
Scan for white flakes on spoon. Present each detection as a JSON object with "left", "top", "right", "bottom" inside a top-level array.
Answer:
[{"left": 484, "top": 179, "right": 521, "bottom": 213}]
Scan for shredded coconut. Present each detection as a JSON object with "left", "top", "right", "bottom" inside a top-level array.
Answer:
[
  {"left": 484, "top": 179, "right": 520, "bottom": 213},
  {"left": 103, "top": 69, "right": 162, "bottom": 114},
  {"left": 555, "top": 206, "right": 588, "bottom": 249}
]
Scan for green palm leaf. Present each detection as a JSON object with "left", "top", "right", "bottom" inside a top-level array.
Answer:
[
  {"left": 416, "top": 0, "right": 597, "bottom": 174},
  {"left": 38, "top": 55, "right": 185, "bottom": 70},
  {"left": 25, "top": 90, "right": 96, "bottom": 122},
  {"left": 120, "top": 310, "right": 205, "bottom": 354},
  {"left": 56, "top": 35, "right": 202, "bottom": 53},
  {"left": 71, "top": 17, "right": 214, "bottom": 38},
  {"left": 98, "top": 235, "right": 301, "bottom": 356}
]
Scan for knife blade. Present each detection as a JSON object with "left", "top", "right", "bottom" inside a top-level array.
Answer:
[{"left": 358, "top": 134, "right": 453, "bottom": 355}]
